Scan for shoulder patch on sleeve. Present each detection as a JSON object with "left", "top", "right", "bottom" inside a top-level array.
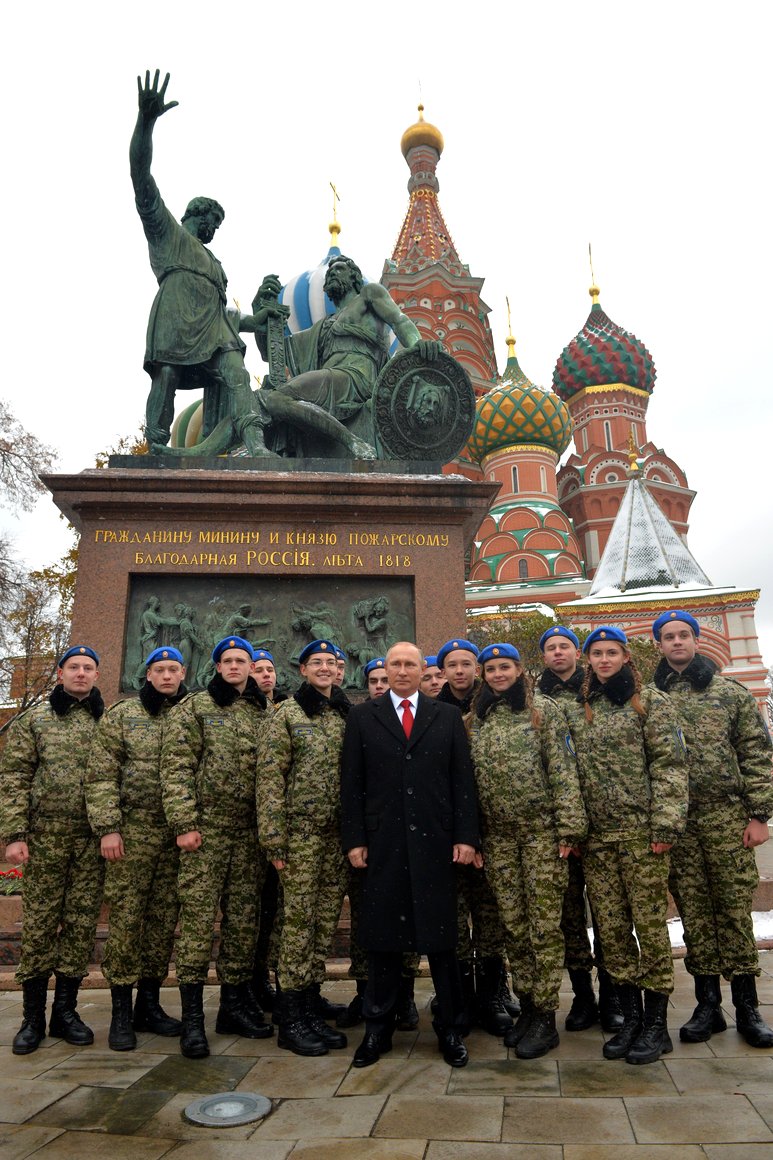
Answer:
[
  {"left": 565, "top": 732, "right": 576, "bottom": 758},
  {"left": 675, "top": 726, "right": 687, "bottom": 754}
]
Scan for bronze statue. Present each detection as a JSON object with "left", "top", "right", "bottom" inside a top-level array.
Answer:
[
  {"left": 253, "top": 256, "right": 442, "bottom": 457},
  {"left": 130, "top": 70, "right": 287, "bottom": 457}
]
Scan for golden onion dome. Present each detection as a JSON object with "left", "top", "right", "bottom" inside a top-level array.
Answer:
[{"left": 401, "top": 103, "right": 444, "bottom": 159}]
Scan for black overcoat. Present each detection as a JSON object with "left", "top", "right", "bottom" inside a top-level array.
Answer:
[{"left": 340, "top": 691, "right": 480, "bottom": 953}]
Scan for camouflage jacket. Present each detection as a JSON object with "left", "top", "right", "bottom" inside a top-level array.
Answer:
[
  {"left": 84, "top": 681, "right": 187, "bottom": 837},
  {"left": 159, "top": 674, "right": 267, "bottom": 836},
  {"left": 562, "top": 666, "right": 688, "bottom": 844},
  {"left": 0, "top": 686, "right": 105, "bottom": 841},
  {"left": 652, "top": 654, "right": 773, "bottom": 818},
  {"left": 470, "top": 681, "right": 587, "bottom": 846},
  {"left": 258, "top": 683, "right": 349, "bottom": 861}
]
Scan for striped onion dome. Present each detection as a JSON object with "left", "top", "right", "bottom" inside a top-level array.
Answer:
[
  {"left": 553, "top": 288, "right": 656, "bottom": 401},
  {"left": 467, "top": 345, "right": 573, "bottom": 463},
  {"left": 279, "top": 245, "right": 342, "bottom": 334}
]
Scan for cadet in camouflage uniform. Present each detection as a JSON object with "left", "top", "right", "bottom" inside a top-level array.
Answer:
[
  {"left": 250, "top": 648, "right": 285, "bottom": 1012},
  {"left": 160, "top": 635, "right": 272, "bottom": 1058},
  {"left": 0, "top": 646, "right": 105, "bottom": 1055},
  {"left": 538, "top": 626, "right": 622, "bottom": 1034},
  {"left": 258, "top": 639, "right": 350, "bottom": 1056},
  {"left": 652, "top": 609, "right": 773, "bottom": 1047},
  {"left": 563, "top": 626, "right": 688, "bottom": 1065},
  {"left": 85, "top": 646, "right": 188, "bottom": 1051},
  {"left": 437, "top": 639, "right": 515, "bottom": 1036},
  {"left": 470, "top": 643, "right": 587, "bottom": 1059}
]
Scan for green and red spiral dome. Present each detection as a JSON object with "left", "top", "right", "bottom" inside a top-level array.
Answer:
[{"left": 553, "top": 295, "right": 656, "bottom": 401}]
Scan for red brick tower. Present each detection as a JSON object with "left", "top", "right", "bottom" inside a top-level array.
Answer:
[
  {"left": 381, "top": 105, "right": 498, "bottom": 478},
  {"left": 554, "top": 283, "right": 695, "bottom": 576}
]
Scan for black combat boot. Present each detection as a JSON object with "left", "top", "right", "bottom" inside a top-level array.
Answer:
[
  {"left": 108, "top": 985, "right": 137, "bottom": 1051},
  {"left": 680, "top": 974, "right": 727, "bottom": 1043},
  {"left": 251, "top": 965, "right": 277, "bottom": 1012},
  {"left": 179, "top": 982, "right": 209, "bottom": 1058},
  {"left": 476, "top": 956, "right": 514, "bottom": 1036},
  {"left": 48, "top": 974, "right": 94, "bottom": 1045},
  {"left": 215, "top": 981, "right": 273, "bottom": 1038},
  {"left": 731, "top": 974, "right": 773, "bottom": 1047},
  {"left": 499, "top": 972, "right": 520, "bottom": 1018},
  {"left": 133, "top": 978, "right": 182, "bottom": 1036},
  {"left": 303, "top": 986, "right": 347, "bottom": 1048},
  {"left": 276, "top": 988, "right": 328, "bottom": 1056},
  {"left": 598, "top": 968, "right": 624, "bottom": 1032},
  {"left": 309, "top": 981, "right": 347, "bottom": 1021},
  {"left": 602, "top": 983, "right": 642, "bottom": 1060},
  {"left": 12, "top": 976, "right": 49, "bottom": 1055},
  {"left": 336, "top": 979, "right": 366, "bottom": 1029},
  {"left": 565, "top": 968, "right": 599, "bottom": 1031},
  {"left": 516, "top": 1009, "right": 560, "bottom": 1059},
  {"left": 626, "top": 989, "right": 673, "bottom": 1064},
  {"left": 504, "top": 993, "right": 534, "bottom": 1048},
  {"left": 395, "top": 975, "right": 420, "bottom": 1031}
]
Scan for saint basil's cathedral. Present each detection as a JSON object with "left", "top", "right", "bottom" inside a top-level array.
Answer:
[{"left": 280, "top": 105, "right": 768, "bottom": 712}]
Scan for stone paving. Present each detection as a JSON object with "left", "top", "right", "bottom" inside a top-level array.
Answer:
[{"left": 3, "top": 956, "right": 773, "bottom": 1157}]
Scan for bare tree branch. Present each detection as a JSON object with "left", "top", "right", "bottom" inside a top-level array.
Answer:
[{"left": 0, "top": 398, "right": 57, "bottom": 512}]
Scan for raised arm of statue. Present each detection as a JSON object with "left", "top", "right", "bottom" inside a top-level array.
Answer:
[{"left": 129, "top": 70, "right": 179, "bottom": 206}]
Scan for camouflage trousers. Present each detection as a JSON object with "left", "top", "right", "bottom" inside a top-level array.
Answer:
[
  {"left": 561, "top": 852, "right": 607, "bottom": 972},
  {"left": 276, "top": 826, "right": 347, "bottom": 992},
  {"left": 669, "top": 807, "right": 760, "bottom": 979},
  {"left": 176, "top": 825, "right": 263, "bottom": 985},
  {"left": 582, "top": 832, "right": 673, "bottom": 994},
  {"left": 455, "top": 862, "right": 507, "bottom": 962},
  {"left": 484, "top": 831, "right": 568, "bottom": 1010},
  {"left": 347, "top": 868, "right": 421, "bottom": 981},
  {"left": 17, "top": 827, "right": 104, "bottom": 984},
  {"left": 101, "top": 812, "right": 180, "bottom": 986}
]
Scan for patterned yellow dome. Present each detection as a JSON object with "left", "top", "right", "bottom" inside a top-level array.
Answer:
[{"left": 468, "top": 357, "right": 573, "bottom": 463}]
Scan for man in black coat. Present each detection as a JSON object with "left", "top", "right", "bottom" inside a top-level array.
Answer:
[{"left": 341, "top": 641, "right": 480, "bottom": 1068}]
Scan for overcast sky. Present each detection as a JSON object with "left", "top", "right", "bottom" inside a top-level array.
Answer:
[{"left": 2, "top": 0, "right": 771, "bottom": 666}]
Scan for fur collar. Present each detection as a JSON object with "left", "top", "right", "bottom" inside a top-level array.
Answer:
[
  {"left": 270, "top": 690, "right": 288, "bottom": 705},
  {"left": 293, "top": 681, "right": 351, "bottom": 719},
  {"left": 438, "top": 679, "right": 479, "bottom": 714},
  {"left": 584, "top": 664, "right": 636, "bottom": 707},
  {"left": 206, "top": 672, "right": 267, "bottom": 710},
  {"left": 539, "top": 666, "right": 584, "bottom": 697},
  {"left": 139, "top": 680, "right": 189, "bottom": 717},
  {"left": 653, "top": 653, "right": 717, "bottom": 692},
  {"left": 49, "top": 684, "right": 105, "bottom": 720},
  {"left": 475, "top": 675, "right": 527, "bottom": 720}
]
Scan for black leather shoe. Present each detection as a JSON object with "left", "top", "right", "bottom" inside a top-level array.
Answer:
[
  {"left": 439, "top": 1029, "right": 468, "bottom": 1067},
  {"left": 352, "top": 1030, "right": 392, "bottom": 1068}
]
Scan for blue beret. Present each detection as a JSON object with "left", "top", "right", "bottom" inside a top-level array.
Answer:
[
  {"left": 252, "top": 649, "right": 275, "bottom": 663},
  {"left": 424, "top": 654, "right": 439, "bottom": 669},
  {"left": 145, "top": 646, "right": 184, "bottom": 667},
  {"left": 58, "top": 645, "right": 100, "bottom": 667},
  {"left": 298, "top": 639, "right": 338, "bottom": 665},
  {"left": 363, "top": 657, "right": 386, "bottom": 677},
  {"left": 652, "top": 610, "right": 700, "bottom": 640},
  {"left": 479, "top": 643, "right": 521, "bottom": 665},
  {"left": 582, "top": 626, "right": 628, "bottom": 653},
  {"left": 539, "top": 626, "right": 580, "bottom": 651},
  {"left": 333, "top": 646, "right": 346, "bottom": 661},
  {"left": 212, "top": 636, "right": 253, "bottom": 663},
  {"left": 437, "top": 639, "right": 480, "bottom": 668}
]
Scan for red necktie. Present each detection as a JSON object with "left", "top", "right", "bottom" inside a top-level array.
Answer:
[{"left": 400, "top": 699, "right": 414, "bottom": 739}]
